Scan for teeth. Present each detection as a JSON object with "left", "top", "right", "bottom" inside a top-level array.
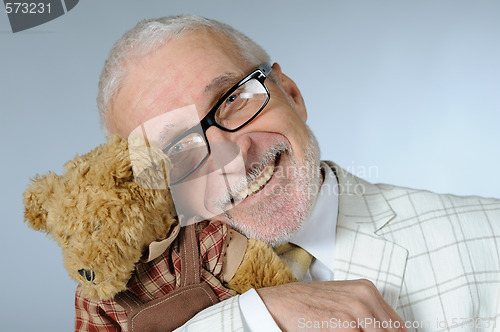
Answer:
[
  {"left": 237, "top": 187, "right": 249, "bottom": 201},
  {"left": 236, "top": 164, "right": 275, "bottom": 201}
]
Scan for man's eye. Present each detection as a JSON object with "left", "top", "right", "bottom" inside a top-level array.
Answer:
[
  {"left": 222, "top": 93, "right": 247, "bottom": 114},
  {"left": 163, "top": 142, "right": 184, "bottom": 156},
  {"left": 165, "top": 135, "right": 204, "bottom": 157},
  {"left": 226, "top": 94, "right": 239, "bottom": 105},
  {"left": 171, "top": 143, "right": 184, "bottom": 154}
]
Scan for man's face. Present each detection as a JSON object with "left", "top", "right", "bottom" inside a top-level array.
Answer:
[{"left": 107, "top": 30, "right": 321, "bottom": 245}]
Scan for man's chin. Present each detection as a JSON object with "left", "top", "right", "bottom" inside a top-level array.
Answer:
[
  {"left": 221, "top": 198, "right": 310, "bottom": 246},
  {"left": 223, "top": 218, "right": 300, "bottom": 246},
  {"left": 218, "top": 128, "right": 322, "bottom": 246}
]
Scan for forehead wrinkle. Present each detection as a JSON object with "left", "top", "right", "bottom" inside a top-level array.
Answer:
[{"left": 121, "top": 75, "right": 165, "bottom": 130}]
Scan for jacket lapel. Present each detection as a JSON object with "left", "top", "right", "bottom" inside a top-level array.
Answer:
[{"left": 326, "top": 161, "right": 408, "bottom": 307}]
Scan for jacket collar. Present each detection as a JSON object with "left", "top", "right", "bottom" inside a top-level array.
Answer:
[
  {"left": 325, "top": 161, "right": 408, "bottom": 307},
  {"left": 326, "top": 161, "right": 396, "bottom": 233}
]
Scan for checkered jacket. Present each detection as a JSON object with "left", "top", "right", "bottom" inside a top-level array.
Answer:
[
  {"left": 74, "top": 220, "right": 237, "bottom": 331},
  {"left": 173, "top": 162, "right": 500, "bottom": 331}
]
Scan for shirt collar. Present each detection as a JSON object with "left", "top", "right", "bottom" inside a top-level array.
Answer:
[{"left": 289, "top": 161, "right": 339, "bottom": 273}]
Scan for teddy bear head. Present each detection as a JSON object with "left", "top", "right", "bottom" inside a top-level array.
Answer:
[{"left": 23, "top": 135, "right": 177, "bottom": 300}]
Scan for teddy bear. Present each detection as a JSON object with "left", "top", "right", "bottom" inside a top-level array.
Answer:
[{"left": 23, "top": 135, "right": 296, "bottom": 330}]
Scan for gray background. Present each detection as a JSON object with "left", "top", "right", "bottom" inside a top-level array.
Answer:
[{"left": 1, "top": 0, "right": 499, "bottom": 330}]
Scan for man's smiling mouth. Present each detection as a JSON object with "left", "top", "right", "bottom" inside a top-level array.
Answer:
[{"left": 234, "top": 153, "right": 280, "bottom": 201}]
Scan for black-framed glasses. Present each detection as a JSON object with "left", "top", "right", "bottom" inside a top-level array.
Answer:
[{"left": 163, "top": 63, "right": 272, "bottom": 185}]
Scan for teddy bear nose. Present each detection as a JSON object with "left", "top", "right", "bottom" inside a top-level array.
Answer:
[{"left": 78, "top": 269, "right": 95, "bottom": 282}]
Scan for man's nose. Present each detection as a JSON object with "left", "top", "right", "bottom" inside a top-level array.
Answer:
[{"left": 205, "top": 126, "right": 250, "bottom": 172}]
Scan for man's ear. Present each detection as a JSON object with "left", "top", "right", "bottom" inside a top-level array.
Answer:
[
  {"left": 23, "top": 172, "right": 59, "bottom": 232},
  {"left": 271, "top": 62, "right": 307, "bottom": 122}
]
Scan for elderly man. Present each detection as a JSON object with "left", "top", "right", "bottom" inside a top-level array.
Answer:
[{"left": 79, "top": 15, "right": 500, "bottom": 331}]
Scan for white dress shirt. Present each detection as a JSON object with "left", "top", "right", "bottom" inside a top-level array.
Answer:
[{"left": 239, "top": 162, "right": 339, "bottom": 331}]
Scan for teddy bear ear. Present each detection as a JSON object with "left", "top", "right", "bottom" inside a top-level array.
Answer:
[{"left": 23, "top": 172, "right": 59, "bottom": 232}]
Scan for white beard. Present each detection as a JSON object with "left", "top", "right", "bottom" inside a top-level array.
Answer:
[{"left": 220, "top": 127, "right": 322, "bottom": 246}]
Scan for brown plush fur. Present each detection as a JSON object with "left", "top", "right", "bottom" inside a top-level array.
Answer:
[
  {"left": 227, "top": 239, "right": 297, "bottom": 294},
  {"left": 23, "top": 135, "right": 295, "bottom": 301}
]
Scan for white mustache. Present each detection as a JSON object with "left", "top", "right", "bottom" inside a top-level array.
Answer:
[{"left": 214, "top": 142, "right": 290, "bottom": 210}]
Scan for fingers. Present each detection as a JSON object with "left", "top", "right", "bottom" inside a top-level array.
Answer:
[
  {"left": 257, "top": 280, "right": 405, "bottom": 332},
  {"left": 331, "top": 283, "right": 397, "bottom": 332},
  {"left": 350, "top": 279, "right": 406, "bottom": 332},
  {"left": 362, "top": 280, "right": 407, "bottom": 332}
]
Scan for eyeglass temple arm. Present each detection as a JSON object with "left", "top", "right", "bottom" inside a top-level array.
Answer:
[{"left": 259, "top": 63, "right": 272, "bottom": 76}]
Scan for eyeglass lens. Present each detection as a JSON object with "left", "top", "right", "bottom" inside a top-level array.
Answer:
[
  {"left": 166, "top": 77, "right": 268, "bottom": 183},
  {"left": 164, "top": 132, "right": 208, "bottom": 183},
  {"left": 215, "top": 78, "right": 268, "bottom": 130}
]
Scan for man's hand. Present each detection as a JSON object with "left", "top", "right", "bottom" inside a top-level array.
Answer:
[{"left": 257, "top": 279, "right": 407, "bottom": 332}]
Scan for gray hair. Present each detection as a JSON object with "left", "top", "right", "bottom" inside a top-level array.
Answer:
[{"left": 97, "top": 14, "right": 271, "bottom": 133}]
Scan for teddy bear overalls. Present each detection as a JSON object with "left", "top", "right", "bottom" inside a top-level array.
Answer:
[{"left": 114, "top": 224, "right": 220, "bottom": 331}]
